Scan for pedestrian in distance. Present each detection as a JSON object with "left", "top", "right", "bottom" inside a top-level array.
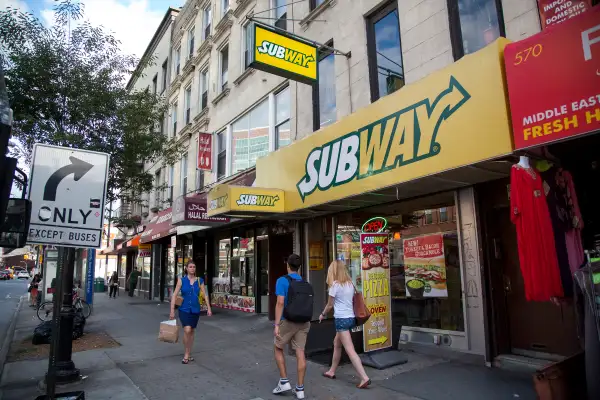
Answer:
[
  {"left": 272, "top": 254, "right": 314, "bottom": 400},
  {"left": 127, "top": 267, "right": 140, "bottom": 297},
  {"left": 320, "top": 260, "right": 371, "bottom": 389},
  {"left": 108, "top": 271, "right": 119, "bottom": 298},
  {"left": 170, "top": 261, "right": 212, "bottom": 364},
  {"left": 28, "top": 273, "right": 41, "bottom": 307}
]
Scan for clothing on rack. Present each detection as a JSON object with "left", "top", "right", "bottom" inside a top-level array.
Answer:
[
  {"left": 540, "top": 166, "right": 574, "bottom": 297},
  {"left": 556, "top": 169, "right": 585, "bottom": 274},
  {"left": 510, "top": 164, "right": 564, "bottom": 301}
]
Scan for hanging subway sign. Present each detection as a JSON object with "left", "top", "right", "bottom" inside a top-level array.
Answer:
[{"left": 249, "top": 22, "right": 318, "bottom": 85}]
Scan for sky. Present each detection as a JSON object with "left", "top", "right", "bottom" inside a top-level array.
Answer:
[{"left": 1, "top": 0, "right": 182, "bottom": 59}]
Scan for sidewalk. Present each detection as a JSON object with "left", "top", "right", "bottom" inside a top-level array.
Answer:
[{"left": 0, "top": 293, "right": 537, "bottom": 400}]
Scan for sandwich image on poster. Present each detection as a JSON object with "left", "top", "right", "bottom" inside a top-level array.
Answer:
[{"left": 403, "top": 233, "right": 448, "bottom": 298}]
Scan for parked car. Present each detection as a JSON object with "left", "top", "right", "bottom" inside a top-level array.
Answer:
[
  {"left": 0, "top": 271, "right": 10, "bottom": 280},
  {"left": 16, "top": 271, "right": 30, "bottom": 280}
]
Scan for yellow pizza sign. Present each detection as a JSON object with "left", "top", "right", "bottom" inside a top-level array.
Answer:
[{"left": 251, "top": 23, "right": 317, "bottom": 84}]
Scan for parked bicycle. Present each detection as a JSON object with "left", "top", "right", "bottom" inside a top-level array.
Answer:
[{"left": 37, "top": 289, "right": 92, "bottom": 322}]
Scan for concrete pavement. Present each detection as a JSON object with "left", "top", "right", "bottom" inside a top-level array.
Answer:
[{"left": 0, "top": 290, "right": 537, "bottom": 400}]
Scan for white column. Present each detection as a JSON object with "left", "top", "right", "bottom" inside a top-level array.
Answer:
[
  {"left": 268, "top": 92, "right": 276, "bottom": 152},
  {"left": 225, "top": 124, "right": 232, "bottom": 177}
]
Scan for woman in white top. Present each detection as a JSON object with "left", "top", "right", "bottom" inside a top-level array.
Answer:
[{"left": 319, "top": 260, "right": 371, "bottom": 389}]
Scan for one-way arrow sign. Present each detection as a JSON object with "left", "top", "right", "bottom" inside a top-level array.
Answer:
[
  {"left": 27, "top": 144, "right": 110, "bottom": 248},
  {"left": 43, "top": 156, "right": 94, "bottom": 201}
]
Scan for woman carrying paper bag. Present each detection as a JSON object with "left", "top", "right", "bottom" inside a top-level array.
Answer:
[{"left": 169, "top": 261, "right": 212, "bottom": 364}]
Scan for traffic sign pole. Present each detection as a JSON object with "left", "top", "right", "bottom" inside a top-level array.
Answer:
[{"left": 46, "top": 246, "right": 80, "bottom": 396}]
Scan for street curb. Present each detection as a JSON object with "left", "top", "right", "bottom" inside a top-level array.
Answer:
[{"left": 0, "top": 295, "right": 24, "bottom": 383}]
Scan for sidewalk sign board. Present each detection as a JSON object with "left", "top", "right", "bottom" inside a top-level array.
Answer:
[{"left": 27, "top": 144, "right": 110, "bottom": 248}]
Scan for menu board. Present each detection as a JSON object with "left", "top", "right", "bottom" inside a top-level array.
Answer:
[
  {"left": 403, "top": 233, "right": 448, "bottom": 298},
  {"left": 360, "top": 233, "right": 392, "bottom": 352}
]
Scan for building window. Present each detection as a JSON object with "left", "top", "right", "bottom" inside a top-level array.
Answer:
[
  {"left": 275, "top": 87, "right": 291, "bottom": 149},
  {"left": 220, "top": 45, "right": 229, "bottom": 91},
  {"left": 200, "top": 69, "right": 209, "bottom": 111},
  {"left": 175, "top": 47, "right": 181, "bottom": 76},
  {"left": 217, "top": 131, "right": 227, "bottom": 180},
  {"left": 312, "top": 43, "right": 336, "bottom": 131},
  {"left": 184, "top": 86, "right": 192, "bottom": 125},
  {"left": 154, "top": 169, "right": 162, "bottom": 207},
  {"left": 439, "top": 207, "right": 449, "bottom": 222},
  {"left": 447, "top": 0, "right": 504, "bottom": 60},
  {"left": 310, "top": 0, "right": 326, "bottom": 10},
  {"left": 203, "top": 6, "right": 212, "bottom": 40},
  {"left": 274, "top": 0, "right": 287, "bottom": 30},
  {"left": 242, "top": 23, "right": 252, "bottom": 70},
  {"left": 172, "top": 102, "right": 178, "bottom": 135},
  {"left": 152, "top": 74, "right": 158, "bottom": 94},
  {"left": 168, "top": 165, "right": 175, "bottom": 205},
  {"left": 424, "top": 209, "right": 433, "bottom": 225},
  {"left": 366, "top": 2, "right": 404, "bottom": 102},
  {"left": 222, "top": 0, "right": 229, "bottom": 14},
  {"left": 160, "top": 116, "right": 165, "bottom": 136},
  {"left": 161, "top": 59, "right": 168, "bottom": 92},
  {"left": 180, "top": 154, "right": 188, "bottom": 196},
  {"left": 187, "top": 25, "right": 195, "bottom": 60},
  {"left": 232, "top": 99, "right": 269, "bottom": 174}
]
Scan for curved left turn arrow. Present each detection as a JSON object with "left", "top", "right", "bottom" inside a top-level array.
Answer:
[{"left": 43, "top": 156, "right": 94, "bottom": 202}]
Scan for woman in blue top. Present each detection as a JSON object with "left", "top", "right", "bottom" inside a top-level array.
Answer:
[{"left": 170, "top": 262, "right": 212, "bottom": 364}]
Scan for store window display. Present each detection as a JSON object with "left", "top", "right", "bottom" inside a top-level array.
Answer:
[{"left": 335, "top": 193, "right": 465, "bottom": 341}]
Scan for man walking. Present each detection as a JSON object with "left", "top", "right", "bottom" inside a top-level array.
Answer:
[
  {"left": 272, "top": 254, "right": 313, "bottom": 400},
  {"left": 127, "top": 267, "right": 140, "bottom": 297}
]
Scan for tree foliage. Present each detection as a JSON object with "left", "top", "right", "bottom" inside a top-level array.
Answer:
[{"left": 0, "top": 0, "right": 169, "bottom": 208}]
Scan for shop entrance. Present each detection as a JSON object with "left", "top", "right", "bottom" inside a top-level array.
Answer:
[
  {"left": 482, "top": 186, "right": 580, "bottom": 358},
  {"left": 268, "top": 232, "right": 293, "bottom": 320}
]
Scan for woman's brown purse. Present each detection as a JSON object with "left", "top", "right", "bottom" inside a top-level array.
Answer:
[
  {"left": 175, "top": 296, "right": 184, "bottom": 307},
  {"left": 353, "top": 285, "right": 371, "bottom": 326}
]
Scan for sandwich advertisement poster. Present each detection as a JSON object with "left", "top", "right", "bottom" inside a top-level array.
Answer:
[
  {"left": 360, "top": 233, "right": 392, "bottom": 352},
  {"left": 403, "top": 233, "right": 448, "bottom": 298}
]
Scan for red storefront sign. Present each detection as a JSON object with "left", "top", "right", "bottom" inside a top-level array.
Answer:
[
  {"left": 537, "top": 0, "right": 591, "bottom": 29},
  {"left": 197, "top": 133, "right": 212, "bottom": 171},
  {"left": 505, "top": 7, "right": 600, "bottom": 150}
]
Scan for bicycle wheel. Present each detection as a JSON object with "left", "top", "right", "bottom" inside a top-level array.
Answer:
[
  {"left": 37, "top": 301, "right": 54, "bottom": 322},
  {"left": 75, "top": 299, "right": 92, "bottom": 318}
]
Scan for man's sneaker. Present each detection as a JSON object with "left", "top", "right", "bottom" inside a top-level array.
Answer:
[
  {"left": 294, "top": 388, "right": 305, "bottom": 399},
  {"left": 272, "top": 380, "right": 292, "bottom": 394}
]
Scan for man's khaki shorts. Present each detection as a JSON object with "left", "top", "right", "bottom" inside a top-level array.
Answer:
[{"left": 275, "top": 320, "right": 310, "bottom": 351}]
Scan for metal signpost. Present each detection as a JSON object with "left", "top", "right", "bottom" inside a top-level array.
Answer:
[{"left": 26, "top": 144, "right": 109, "bottom": 399}]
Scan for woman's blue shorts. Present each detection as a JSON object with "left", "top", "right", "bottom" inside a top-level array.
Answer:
[{"left": 334, "top": 317, "right": 356, "bottom": 332}]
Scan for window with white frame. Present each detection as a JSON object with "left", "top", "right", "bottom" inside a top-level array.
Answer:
[
  {"left": 180, "top": 153, "right": 188, "bottom": 196},
  {"left": 187, "top": 25, "right": 195, "bottom": 60},
  {"left": 232, "top": 99, "right": 269, "bottom": 174},
  {"left": 184, "top": 86, "right": 192, "bottom": 125},
  {"left": 154, "top": 169, "right": 162, "bottom": 207},
  {"left": 220, "top": 45, "right": 229, "bottom": 91},
  {"left": 217, "top": 131, "right": 227, "bottom": 180},
  {"left": 274, "top": 0, "right": 287, "bottom": 30},
  {"left": 172, "top": 102, "right": 178, "bottom": 135},
  {"left": 242, "top": 23, "right": 252, "bottom": 70},
  {"left": 152, "top": 74, "right": 157, "bottom": 94},
  {"left": 439, "top": 207, "right": 449, "bottom": 222},
  {"left": 199, "top": 69, "right": 208, "bottom": 111},
  {"left": 424, "top": 209, "right": 433, "bottom": 225},
  {"left": 175, "top": 47, "right": 181, "bottom": 76},
  {"left": 222, "top": 0, "right": 229, "bottom": 14},
  {"left": 275, "top": 87, "right": 291, "bottom": 149},
  {"left": 203, "top": 6, "right": 212, "bottom": 40},
  {"left": 161, "top": 59, "right": 168, "bottom": 92}
]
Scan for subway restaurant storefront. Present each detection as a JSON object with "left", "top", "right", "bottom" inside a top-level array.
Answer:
[{"left": 251, "top": 38, "right": 515, "bottom": 360}]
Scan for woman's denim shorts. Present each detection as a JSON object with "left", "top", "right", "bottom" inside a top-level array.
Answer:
[{"left": 334, "top": 317, "right": 356, "bottom": 332}]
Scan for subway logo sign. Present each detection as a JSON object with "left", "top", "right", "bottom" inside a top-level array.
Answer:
[
  {"left": 296, "top": 77, "right": 471, "bottom": 201},
  {"left": 251, "top": 23, "right": 317, "bottom": 84}
]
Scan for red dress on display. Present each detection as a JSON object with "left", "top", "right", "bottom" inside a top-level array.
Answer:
[{"left": 510, "top": 165, "right": 564, "bottom": 301}]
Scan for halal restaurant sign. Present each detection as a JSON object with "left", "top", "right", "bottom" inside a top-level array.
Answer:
[
  {"left": 505, "top": 7, "right": 600, "bottom": 150},
  {"left": 249, "top": 23, "right": 317, "bottom": 85}
]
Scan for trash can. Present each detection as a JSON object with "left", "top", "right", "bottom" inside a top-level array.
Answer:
[{"left": 93, "top": 278, "right": 105, "bottom": 293}]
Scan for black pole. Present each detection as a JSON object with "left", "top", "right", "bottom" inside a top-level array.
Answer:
[{"left": 46, "top": 247, "right": 80, "bottom": 396}]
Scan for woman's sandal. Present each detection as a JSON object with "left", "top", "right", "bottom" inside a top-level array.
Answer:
[
  {"left": 357, "top": 379, "right": 371, "bottom": 389},
  {"left": 181, "top": 358, "right": 189, "bottom": 364},
  {"left": 188, "top": 357, "right": 194, "bottom": 362},
  {"left": 322, "top": 372, "right": 336, "bottom": 379}
]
